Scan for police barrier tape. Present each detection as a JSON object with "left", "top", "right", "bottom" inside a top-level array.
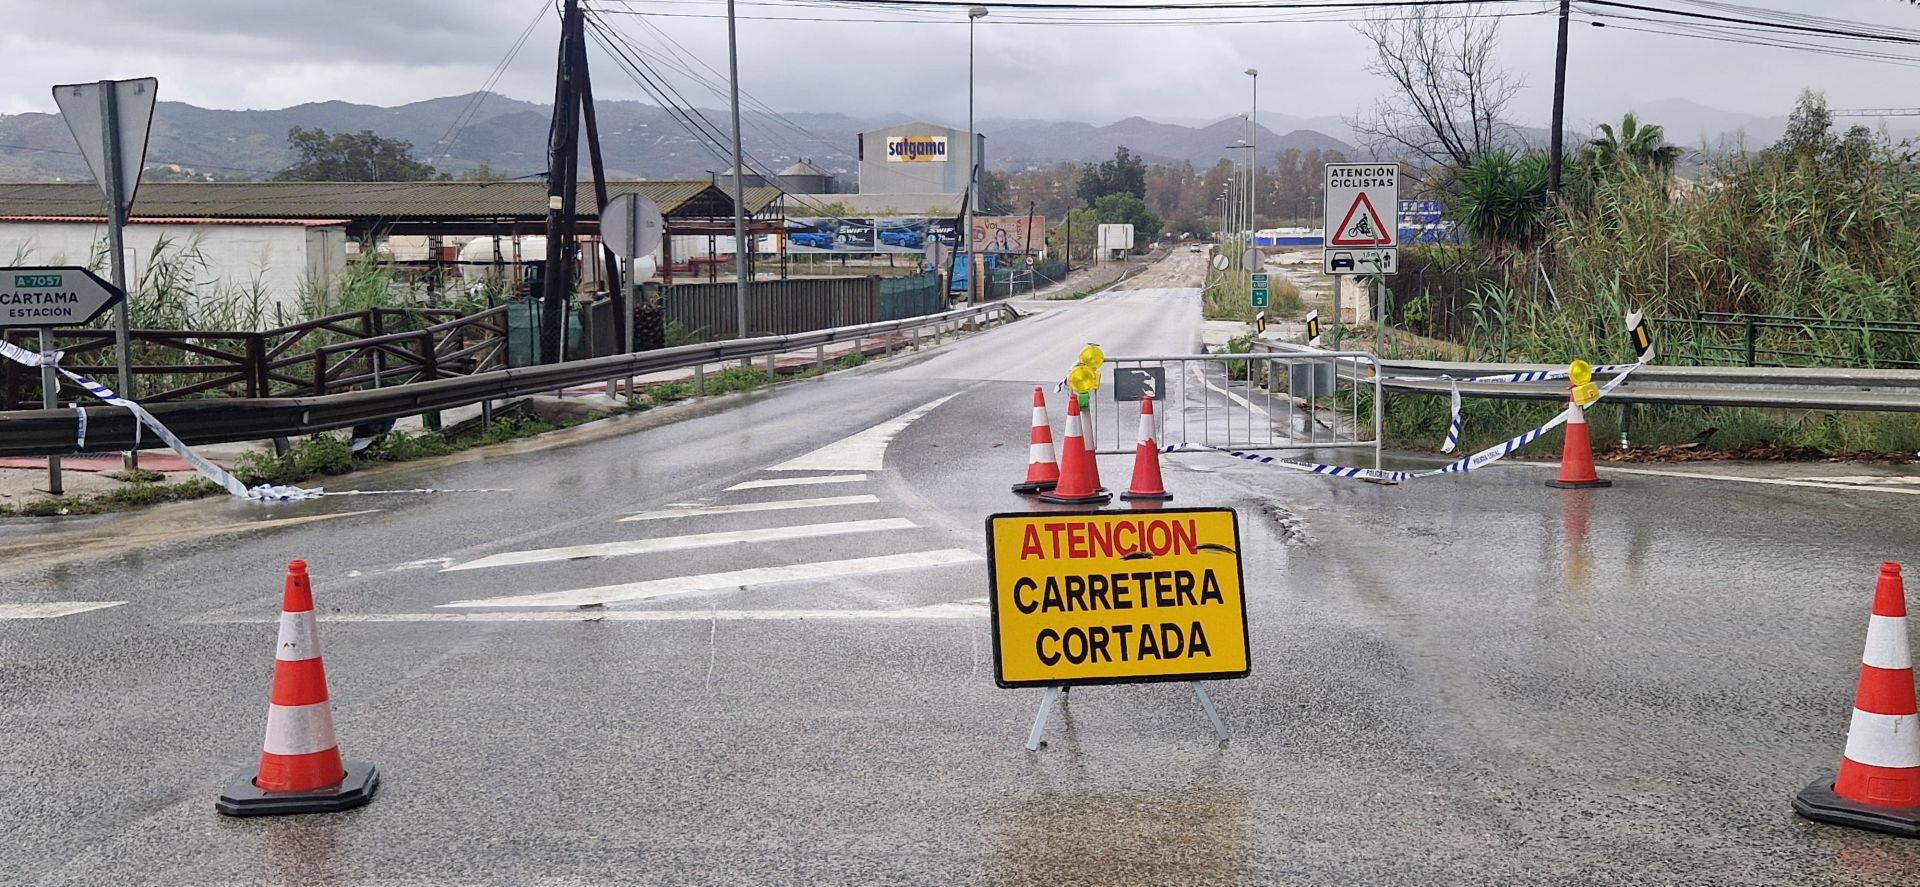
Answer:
[
  {"left": 1167, "top": 357, "right": 1649, "bottom": 483},
  {"left": 1380, "top": 360, "right": 1645, "bottom": 454},
  {"left": 0, "top": 338, "right": 322, "bottom": 501}
]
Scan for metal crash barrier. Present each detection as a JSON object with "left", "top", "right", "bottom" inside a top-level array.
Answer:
[{"left": 1092, "top": 347, "right": 1383, "bottom": 472}]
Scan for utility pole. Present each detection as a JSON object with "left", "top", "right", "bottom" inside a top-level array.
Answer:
[
  {"left": 540, "top": 0, "right": 584, "bottom": 365},
  {"left": 727, "top": 0, "right": 750, "bottom": 339},
  {"left": 1546, "top": 0, "right": 1571, "bottom": 205},
  {"left": 966, "top": 6, "right": 988, "bottom": 304}
]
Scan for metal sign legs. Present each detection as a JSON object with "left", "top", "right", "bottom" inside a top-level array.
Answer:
[{"left": 1023, "top": 683, "right": 1231, "bottom": 751}]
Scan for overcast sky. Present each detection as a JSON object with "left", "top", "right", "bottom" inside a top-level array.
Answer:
[{"left": 3, "top": 0, "right": 1918, "bottom": 134}]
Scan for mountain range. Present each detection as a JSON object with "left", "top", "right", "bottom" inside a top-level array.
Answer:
[
  {"left": 0, "top": 92, "right": 1898, "bottom": 185},
  {"left": 0, "top": 91, "right": 1355, "bottom": 184}
]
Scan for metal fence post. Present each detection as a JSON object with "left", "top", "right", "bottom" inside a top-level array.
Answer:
[
  {"left": 1744, "top": 319, "right": 1756, "bottom": 367},
  {"left": 815, "top": 344, "right": 825, "bottom": 371}
]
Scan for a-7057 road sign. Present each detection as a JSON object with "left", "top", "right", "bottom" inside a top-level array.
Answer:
[{"left": 0, "top": 266, "right": 125, "bottom": 328}]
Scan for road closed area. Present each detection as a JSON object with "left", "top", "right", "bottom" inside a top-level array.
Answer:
[{"left": 1, "top": 258, "right": 1919, "bottom": 884}]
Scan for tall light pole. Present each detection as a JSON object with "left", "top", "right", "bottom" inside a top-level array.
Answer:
[
  {"left": 1246, "top": 68, "right": 1258, "bottom": 247},
  {"left": 726, "top": 0, "right": 749, "bottom": 338},
  {"left": 965, "top": 5, "right": 988, "bottom": 303}
]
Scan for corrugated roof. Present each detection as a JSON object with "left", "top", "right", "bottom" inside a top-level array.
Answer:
[
  {"left": 0, "top": 215, "right": 348, "bottom": 227},
  {"left": 0, "top": 180, "right": 781, "bottom": 221}
]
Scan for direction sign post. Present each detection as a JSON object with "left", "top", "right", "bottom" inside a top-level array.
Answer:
[
  {"left": 1250, "top": 272, "right": 1270, "bottom": 309},
  {"left": 56, "top": 77, "right": 157, "bottom": 470},
  {"left": 1, "top": 267, "right": 127, "bottom": 495},
  {"left": 602, "top": 193, "right": 663, "bottom": 397}
]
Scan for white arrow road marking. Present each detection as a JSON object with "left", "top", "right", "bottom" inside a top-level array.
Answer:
[
  {"left": 195, "top": 601, "right": 988, "bottom": 624},
  {"left": 439, "top": 548, "right": 981, "bottom": 608},
  {"left": 770, "top": 393, "right": 961, "bottom": 472},
  {"left": 726, "top": 474, "right": 867, "bottom": 491},
  {"left": 443, "top": 518, "right": 916, "bottom": 572},
  {"left": 622, "top": 495, "right": 879, "bottom": 522},
  {"left": 0, "top": 601, "right": 128, "bottom": 619}
]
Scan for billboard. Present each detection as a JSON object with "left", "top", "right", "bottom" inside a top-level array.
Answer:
[
  {"left": 973, "top": 215, "right": 1046, "bottom": 255},
  {"left": 886, "top": 135, "right": 949, "bottom": 162},
  {"left": 789, "top": 217, "right": 949, "bottom": 254},
  {"left": 1097, "top": 223, "right": 1135, "bottom": 252}
]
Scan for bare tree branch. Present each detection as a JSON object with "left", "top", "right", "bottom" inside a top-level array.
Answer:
[{"left": 1346, "top": 6, "right": 1522, "bottom": 172}]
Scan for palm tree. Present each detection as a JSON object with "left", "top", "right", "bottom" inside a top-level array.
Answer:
[{"left": 1586, "top": 113, "right": 1683, "bottom": 173}]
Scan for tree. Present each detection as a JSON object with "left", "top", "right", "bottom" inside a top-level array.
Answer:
[
  {"left": 1077, "top": 146, "right": 1147, "bottom": 204},
  {"left": 1350, "top": 9, "right": 1522, "bottom": 169},
  {"left": 1092, "top": 192, "right": 1163, "bottom": 249},
  {"left": 1584, "top": 113, "right": 1682, "bottom": 174},
  {"left": 1452, "top": 149, "right": 1570, "bottom": 252},
  {"left": 978, "top": 169, "right": 1014, "bottom": 215},
  {"left": 457, "top": 164, "right": 507, "bottom": 182},
  {"left": 274, "top": 127, "right": 439, "bottom": 182}
]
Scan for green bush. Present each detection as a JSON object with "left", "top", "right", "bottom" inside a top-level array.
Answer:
[{"left": 710, "top": 366, "right": 769, "bottom": 393}]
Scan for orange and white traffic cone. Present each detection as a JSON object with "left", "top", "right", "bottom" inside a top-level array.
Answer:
[
  {"left": 1012, "top": 387, "right": 1061, "bottom": 495},
  {"left": 1039, "top": 395, "right": 1111, "bottom": 506},
  {"left": 1120, "top": 395, "right": 1172, "bottom": 502},
  {"left": 217, "top": 560, "right": 379, "bottom": 816},
  {"left": 1794, "top": 562, "right": 1920, "bottom": 837},
  {"left": 1545, "top": 397, "right": 1611, "bottom": 489}
]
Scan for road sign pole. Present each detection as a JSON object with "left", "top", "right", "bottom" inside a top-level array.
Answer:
[
  {"left": 98, "top": 82, "right": 136, "bottom": 471},
  {"left": 1375, "top": 276, "right": 1386, "bottom": 353},
  {"left": 39, "top": 326, "right": 62, "bottom": 494}
]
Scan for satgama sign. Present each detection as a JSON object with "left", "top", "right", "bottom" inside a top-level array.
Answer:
[
  {"left": 986, "top": 508, "right": 1250, "bottom": 688},
  {"left": 0, "top": 266, "right": 125, "bottom": 328},
  {"left": 885, "top": 136, "right": 948, "bottom": 162}
]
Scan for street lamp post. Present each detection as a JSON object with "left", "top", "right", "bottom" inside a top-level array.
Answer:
[
  {"left": 965, "top": 6, "right": 987, "bottom": 304},
  {"left": 1246, "top": 68, "right": 1258, "bottom": 247}
]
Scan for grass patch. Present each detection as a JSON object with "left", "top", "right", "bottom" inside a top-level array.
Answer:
[{"left": 837, "top": 348, "right": 867, "bottom": 369}]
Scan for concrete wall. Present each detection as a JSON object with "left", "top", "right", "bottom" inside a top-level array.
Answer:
[
  {"left": 856, "top": 122, "right": 982, "bottom": 195},
  {"left": 0, "top": 220, "right": 347, "bottom": 326}
]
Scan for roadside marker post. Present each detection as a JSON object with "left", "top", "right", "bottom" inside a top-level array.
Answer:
[{"left": 985, "top": 508, "right": 1250, "bottom": 749}]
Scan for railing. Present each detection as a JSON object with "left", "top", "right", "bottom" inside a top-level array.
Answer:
[
  {"left": 0, "top": 302, "right": 1020, "bottom": 457},
  {"left": 309, "top": 306, "right": 510, "bottom": 395},
  {"left": 0, "top": 307, "right": 466, "bottom": 408},
  {"left": 1655, "top": 312, "right": 1920, "bottom": 370},
  {"left": 1095, "top": 349, "right": 1383, "bottom": 471}
]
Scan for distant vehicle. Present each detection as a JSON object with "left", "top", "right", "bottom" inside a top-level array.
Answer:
[
  {"left": 1188, "top": 244, "right": 1201, "bottom": 253},
  {"left": 1329, "top": 251, "right": 1356, "bottom": 272},
  {"left": 791, "top": 230, "right": 834, "bottom": 249},
  {"left": 879, "top": 228, "right": 923, "bottom": 249}
]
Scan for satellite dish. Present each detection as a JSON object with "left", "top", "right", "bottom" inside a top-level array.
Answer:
[{"left": 1211, "top": 254, "right": 1230, "bottom": 271}]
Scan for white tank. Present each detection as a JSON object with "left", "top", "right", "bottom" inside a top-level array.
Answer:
[{"left": 456, "top": 236, "right": 657, "bottom": 283}]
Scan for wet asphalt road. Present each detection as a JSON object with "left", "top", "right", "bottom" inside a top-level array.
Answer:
[{"left": 4, "top": 259, "right": 1920, "bottom": 885}]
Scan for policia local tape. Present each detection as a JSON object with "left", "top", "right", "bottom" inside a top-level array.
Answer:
[
  {"left": 0, "top": 340, "right": 508, "bottom": 502},
  {"left": 1170, "top": 350, "right": 1651, "bottom": 484}
]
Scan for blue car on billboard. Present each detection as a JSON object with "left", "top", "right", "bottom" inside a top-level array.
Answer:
[
  {"left": 878, "top": 228, "right": 923, "bottom": 250},
  {"left": 791, "top": 230, "right": 834, "bottom": 249}
]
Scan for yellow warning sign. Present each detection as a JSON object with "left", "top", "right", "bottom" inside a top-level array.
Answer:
[{"left": 986, "top": 508, "right": 1250, "bottom": 688}]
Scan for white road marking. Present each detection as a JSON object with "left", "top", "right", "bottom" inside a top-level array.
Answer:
[
  {"left": 622, "top": 495, "right": 880, "bottom": 522},
  {"left": 0, "top": 601, "right": 128, "bottom": 619},
  {"left": 725, "top": 474, "right": 867, "bottom": 491},
  {"left": 439, "top": 548, "right": 981, "bottom": 608},
  {"left": 1598, "top": 466, "right": 1920, "bottom": 496},
  {"left": 198, "top": 601, "right": 988, "bottom": 624},
  {"left": 1804, "top": 475, "right": 1920, "bottom": 487},
  {"left": 443, "top": 518, "right": 916, "bottom": 572},
  {"left": 770, "top": 393, "right": 961, "bottom": 471}
]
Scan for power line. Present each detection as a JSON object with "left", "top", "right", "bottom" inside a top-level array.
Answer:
[
  {"left": 427, "top": 0, "right": 553, "bottom": 163},
  {"left": 1577, "top": 0, "right": 1920, "bottom": 48}
]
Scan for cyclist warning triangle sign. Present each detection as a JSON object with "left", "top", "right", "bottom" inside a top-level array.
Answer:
[{"left": 1330, "top": 193, "right": 1392, "bottom": 247}]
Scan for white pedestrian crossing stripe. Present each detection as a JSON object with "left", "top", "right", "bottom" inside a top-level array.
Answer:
[
  {"left": 771, "top": 393, "right": 960, "bottom": 472},
  {"left": 725, "top": 474, "right": 867, "bottom": 491},
  {"left": 443, "top": 518, "right": 916, "bottom": 572},
  {"left": 0, "top": 602, "right": 128, "bottom": 619},
  {"left": 440, "top": 549, "right": 981, "bottom": 608},
  {"left": 621, "top": 495, "right": 879, "bottom": 522}
]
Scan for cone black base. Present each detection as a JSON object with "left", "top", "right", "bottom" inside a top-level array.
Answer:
[
  {"left": 1120, "top": 490, "right": 1172, "bottom": 502},
  {"left": 1793, "top": 778, "right": 1920, "bottom": 838},
  {"left": 1546, "top": 478, "right": 1612, "bottom": 489},
  {"left": 1039, "top": 489, "right": 1112, "bottom": 505},
  {"left": 217, "top": 761, "right": 380, "bottom": 817},
  {"left": 1012, "top": 480, "right": 1058, "bottom": 495}
]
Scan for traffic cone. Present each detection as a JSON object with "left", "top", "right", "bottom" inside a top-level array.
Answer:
[
  {"left": 1012, "top": 387, "right": 1061, "bottom": 494},
  {"left": 217, "top": 560, "right": 379, "bottom": 817},
  {"left": 1793, "top": 562, "right": 1920, "bottom": 837},
  {"left": 1121, "top": 395, "right": 1172, "bottom": 502},
  {"left": 1039, "top": 395, "right": 1111, "bottom": 506},
  {"left": 1545, "top": 398, "right": 1611, "bottom": 489}
]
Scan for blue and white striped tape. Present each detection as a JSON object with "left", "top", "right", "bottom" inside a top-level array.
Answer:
[
  {"left": 0, "top": 338, "right": 318, "bottom": 501},
  {"left": 1171, "top": 357, "right": 1648, "bottom": 483}
]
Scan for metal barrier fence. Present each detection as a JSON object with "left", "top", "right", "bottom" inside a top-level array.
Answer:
[{"left": 1092, "top": 349, "right": 1382, "bottom": 471}]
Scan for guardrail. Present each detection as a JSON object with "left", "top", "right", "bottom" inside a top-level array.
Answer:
[
  {"left": 1252, "top": 341, "right": 1920, "bottom": 413},
  {"left": 0, "top": 303, "right": 1017, "bottom": 458}
]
